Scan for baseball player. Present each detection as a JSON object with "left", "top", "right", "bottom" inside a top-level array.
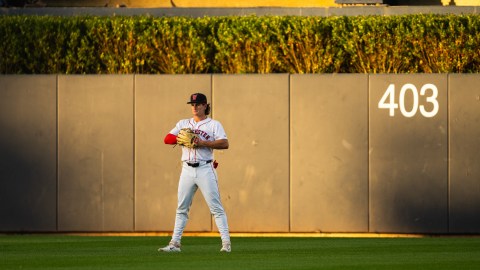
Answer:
[{"left": 159, "top": 93, "right": 231, "bottom": 253}]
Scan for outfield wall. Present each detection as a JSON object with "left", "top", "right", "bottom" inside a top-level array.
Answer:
[{"left": 1, "top": 74, "right": 479, "bottom": 234}]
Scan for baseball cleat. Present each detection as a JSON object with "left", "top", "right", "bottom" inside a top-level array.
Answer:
[
  {"left": 220, "top": 242, "right": 231, "bottom": 253},
  {"left": 158, "top": 240, "right": 181, "bottom": 252}
]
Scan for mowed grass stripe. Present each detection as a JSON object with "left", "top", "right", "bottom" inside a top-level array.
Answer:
[{"left": 1, "top": 236, "right": 479, "bottom": 270}]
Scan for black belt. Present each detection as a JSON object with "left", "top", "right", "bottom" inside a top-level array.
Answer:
[{"left": 186, "top": 160, "right": 212, "bottom": 167}]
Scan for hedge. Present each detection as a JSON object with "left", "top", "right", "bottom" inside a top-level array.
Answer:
[{"left": 1, "top": 15, "right": 480, "bottom": 74}]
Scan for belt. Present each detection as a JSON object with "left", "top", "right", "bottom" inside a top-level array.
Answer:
[{"left": 185, "top": 160, "right": 212, "bottom": 167}]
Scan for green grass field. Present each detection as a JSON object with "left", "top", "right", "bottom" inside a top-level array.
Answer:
[{"left": 1, "top": 235, "right": 480, "bottom": 270}]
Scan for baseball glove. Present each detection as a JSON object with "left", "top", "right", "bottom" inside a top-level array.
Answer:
[{"left": 176, "top": 128, "right": 198, "bottom": 148}]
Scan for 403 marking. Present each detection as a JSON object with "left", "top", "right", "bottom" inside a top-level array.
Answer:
[{"left": 378, "top": 83, "right": 439, "bottom": 118}]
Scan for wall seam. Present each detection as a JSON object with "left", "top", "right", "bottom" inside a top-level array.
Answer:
[
  {"left": 367, "top": 74, "right": 371, "bottom": 233},
  {"left": 288, "top": 74, "right": 292, "bottom": 233},
  {"left": 446, "top": 73, "right": 450, "bottom": 233},
  {"left": 133, "top": 74, "right": 136, "bottom": 232},
  {"left": 56, "top": 74, "right": 59, "bottom": 232}
]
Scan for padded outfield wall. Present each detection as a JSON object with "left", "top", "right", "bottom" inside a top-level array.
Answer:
[{"left": 0, "top": 74, "right": 479, "bottom": 234}]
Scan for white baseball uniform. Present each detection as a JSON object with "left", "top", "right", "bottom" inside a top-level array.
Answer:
[{"left": 168, "top": 117, "right": 230, "bottom": 244}]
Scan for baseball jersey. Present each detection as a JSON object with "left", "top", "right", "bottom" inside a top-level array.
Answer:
[{"left": 170, "top": 117, "right": 227, "bottom": 162}]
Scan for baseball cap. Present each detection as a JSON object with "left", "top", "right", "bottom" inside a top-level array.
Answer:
[{"left": 187, "top": 93, "right": 207, "bottom": 104}]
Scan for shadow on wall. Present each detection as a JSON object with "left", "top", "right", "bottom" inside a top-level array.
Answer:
[
  {"left": 369, "top": 103, "right": 449, "bottom": 234},
  {"left": 0, "top": 139, "right": 57, "bottom": 232},
  {"left": 0, "top": 75, "right": 58, "bottom": 232},
  {"left": 371, "top": 167, "right": 448, "bottom": 233}
]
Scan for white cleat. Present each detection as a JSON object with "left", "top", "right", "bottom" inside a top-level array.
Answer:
[
  {"left": 220, "top": 242, "right": 231, "bottom": 253},
  {"left": 158, "top": 241, "right": 181, "bottom": 252}
]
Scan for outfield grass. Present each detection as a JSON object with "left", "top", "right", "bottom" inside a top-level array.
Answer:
[{"left": 1, "top": 235, "right": 480, "bottom": 270}]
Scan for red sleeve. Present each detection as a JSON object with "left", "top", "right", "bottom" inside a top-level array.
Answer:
[{"left": 164, "top": 133, "right": 177, "bottom": 145}]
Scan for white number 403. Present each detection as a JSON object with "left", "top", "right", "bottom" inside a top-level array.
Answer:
[{"left": 378, "top": 83, "right": 439, "bottom": 118}]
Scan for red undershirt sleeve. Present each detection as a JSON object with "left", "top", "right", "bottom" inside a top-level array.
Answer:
[{"left": 164, "top": 133, "right": 177, "bottom": 145}]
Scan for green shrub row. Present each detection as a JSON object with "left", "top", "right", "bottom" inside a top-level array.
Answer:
[{"left": 1, "top": 15, "right": 480, "bottom": 74}]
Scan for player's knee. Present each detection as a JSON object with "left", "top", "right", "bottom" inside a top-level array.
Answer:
[
  {"left": 210, "top": 206, "right": 225, "bottom": 217},
  {"left": 176, "top": 208, "right": 190, "bottom": 217}
]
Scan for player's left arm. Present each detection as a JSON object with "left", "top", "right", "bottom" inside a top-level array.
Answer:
[
  {"left": 196, "top": 120, "right": 228, "bottom": 149},
  {"left": 197, "top": 139, "right": 229, "bottom": 149}
]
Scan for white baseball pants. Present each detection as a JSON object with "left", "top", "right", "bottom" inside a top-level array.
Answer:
[{"left": 171, "top": 162, "right": 230, "bottom": 244}]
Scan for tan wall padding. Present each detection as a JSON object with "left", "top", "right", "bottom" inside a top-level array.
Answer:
[
  {"left": 57, "top": 75, "right": 134, "bottom": 231},
  {"left": 448, "top": 74, "right": 480, "bottom": 233},
  {"left": 369, "top": 74, "right": 448, "bottom": 233},
  {"left": 0, "top": 75, "right": 57, "bottom": 231},
  {"left": 290, "top": 74, "right": 369, "bottom": 232},
  {"left": 2, "top": 74, "right": 480, "bottom": 233}
]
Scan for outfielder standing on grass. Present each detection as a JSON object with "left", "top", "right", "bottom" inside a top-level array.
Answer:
[{"left": 159, "top": 93, "right": 231, "bottom": 253}]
